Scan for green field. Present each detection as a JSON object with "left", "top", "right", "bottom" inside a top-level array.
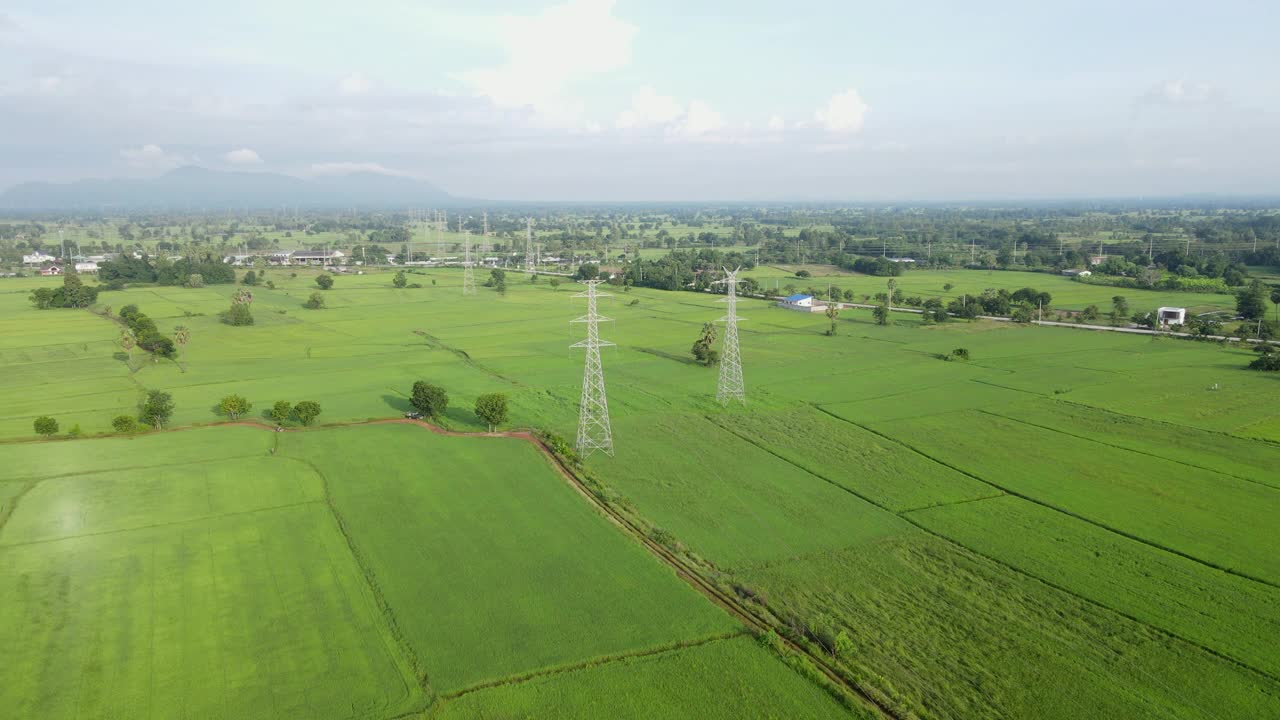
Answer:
[
  {"left": 1, "top": 265, "right": 1278, "bottom": 718},
  {"left": 746, "top": 264, "right": 1239, "bottom": 313}
]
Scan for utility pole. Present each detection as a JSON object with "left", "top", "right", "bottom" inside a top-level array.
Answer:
[
  {"left": 571, "top": 280, "right": 615, "bottom": 457},
  {"left": 713, "top": 267, "right": 746, "bottom": 406},
  {"left": 970, "top": 238, "right": 976, "bottom": 264}
]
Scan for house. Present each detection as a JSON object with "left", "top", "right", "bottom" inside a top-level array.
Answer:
[
  {"left": 1061, "top": 269, "right": 1092, "bottom": 277},
  {"left": 886, "top": 257, "right": 917, "bottom": 264},
  {"left": 1157, "top": 307, "right": 1186, "bottom": 326},
  {"left": 40, "top": 265, "right": 63, "bottom": 276},
  {"left": 780, "top": 293, "right": 815, "bottom": 311},
  {"left": 74, "top": 262, "right": 99, "bottom": 273},
  {"left": 1089, "top": 255, "right": 1108, "bottom": 266},
  {"left": 23, "top": 252, "right": 57, "bottom": 266},
  {"left": 290, "top": 250, "right": 346, "bottom": 266}
]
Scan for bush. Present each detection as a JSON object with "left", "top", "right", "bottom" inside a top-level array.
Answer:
[
  {"left": 315, "top": 274, "right": 334, "bottom": 290},
  {"left": 795, "top": 269, "right": 811, "bottom": 278},
  {"left": 111, "top": 415, "right": 139, "bottom": 433},
  {"left": 1247, "top": 353, "right": 1280, "bottom": 371},
  {"left": 303, "top": 292, "right": 326, "bottom": 310},
  {"left": 269, "top": 401, "right": 292, "bottom": 424},
  {"left": 33, "top": 416, "right": 59, "bottom": 437},
  {"left": 223, "top": 302, "right": 255, "bottom": 325},
  {"left": 293, "top": 400, "right": 322, "bottom": 425}
]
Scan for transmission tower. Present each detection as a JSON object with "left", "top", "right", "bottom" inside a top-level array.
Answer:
[
  {"left": 571, "top": 280, "right": 614, "bottom": 457},
  {"left": 525, "top": 218, "right": 535, "bottom": 273},
  {"left": 461, "top": 225, "right": 476, "bottom": 296},
  {"left": 713, "top": 267, "right": 746, "bottom": 405}
]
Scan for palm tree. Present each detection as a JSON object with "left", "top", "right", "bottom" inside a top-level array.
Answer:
[
  {"left": 887, "top": 278, "right": 897, "bottom": 312},
  {"left": 173, "top": 325, "right": 190, "bottom": 372},
  {"left": 233, "top": 288, "right": 253, "bottom": 305},
  {"left": 119, "top": 329, "right": 136, "bottom": 368}
]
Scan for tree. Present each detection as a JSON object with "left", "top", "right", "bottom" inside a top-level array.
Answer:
[
  {"left": 316, "top": 274, "right": 334, "bottom": 290},
  {"left": 486, "top": 268, "right": 507, "bottom": 287},
  {"left": 112, "top": 415, "right": 138, "bottom": 433},
  {"left": 187, "top": 273, "right": 204, "bottom": 288},
  {"left": 474, "top": 393, "right": 509, "bottom": 431},
  {"left": 575, "top": 264, "right": 599, "bottom": 281},
  {"left": 825, "top": 303, "right": 840, "bottom": 335},
  {"left": 1111, "top": 295, "right": 1129, "bottom": 324},
  {"left": 224, "top": 302, "right": 255, "bottom": 325},
  {"left": 873, "top": 302, "right": 891, "bottom": 325},
  {"left": 691, "top": 323, "right": 719, "bottom": 365},
  {"left": 303, "top": 292, "right": 326, "bottom": 309},
  {"left": 886, "top": 278, "right": 897, "bottom": 311},
  {"left": 293, "top": 400, "right": 322, "bottom": 426},
  {"left": 943, "top": 282, "right": 955, "bottom": 292},
  {"left": 33, "top": 416, "right": 58, "bottom": 437},
  {"left": 549, "top": 278, "right": 562, "bottom": 291},
  {"left": 173, "top": 325, "right": 190, "bottom": 372},
  {"left": 411, "top": 381, "right": 449, "bottom": 417},
  {"left": 393, "top": 271, "right": 407, "bottom": 288},
  {"left": 269, "top": 401, "right": 292, "bottom": 424},
  {"left": 1272, "top": 288, "right": 1280, "bottom": 323},
  {"left": 141, "top": 390, "right": 174, "bottom": 429},
  {"left": 1081, "top": 305, "right": 1100, "bottom": 322},
  {"left": 243, "top": 270, "right": 258, "bottom": 286},
  {"left": 1237, "top": 280, "right": 1268, "bottom": 320},
  {"left": 218, "top": 394, "right": 252, "bottom": 420},
  {"left": 120, "top": 328, "right": 137, "bottom": 366}
]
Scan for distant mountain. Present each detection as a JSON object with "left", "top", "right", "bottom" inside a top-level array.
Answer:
[{"left": 0, "top": 166, "right": 458, "bottom": 210}]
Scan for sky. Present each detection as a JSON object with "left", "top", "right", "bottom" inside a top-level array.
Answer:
[{"left": 1, "top": 0, "right": 1278, "bottom": 201}]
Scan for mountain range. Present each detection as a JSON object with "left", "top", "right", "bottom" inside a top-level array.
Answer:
[{"left": 0, "top": 167, "right": 458, "bottom": 210}]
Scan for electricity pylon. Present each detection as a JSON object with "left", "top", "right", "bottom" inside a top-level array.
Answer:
[
  {"left": 461, "top": 225, "right": 476, "bottom": 296},
  {"left": 714, "top": 267, "right": 745, "bottom": 405},
  {"left": 571, "top": 280, "right": 614, "bottom": 457},
  {"left": 525, "top": 218, "right": 535, "bottom": 273}
]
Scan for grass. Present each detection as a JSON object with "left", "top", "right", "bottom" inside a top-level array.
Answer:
[{"left": 2, "top": 266, "right": 1278, "bottom": 718}]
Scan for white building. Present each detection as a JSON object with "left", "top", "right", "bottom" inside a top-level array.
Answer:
[
  {"left": 23, "top": 252, "right": 57, "bottom": 266},
  {"left": 74, "top": 262, "right": 99, "bottom": 273},
  {"left": 1157, "top": 307, "right": 1186, "bottom": 326},
  {"left": 290, "top": 250, "right": 345, "bottom": 266},
  {"left": 780, "top": 293, "right": 815, "bottom": 311}
]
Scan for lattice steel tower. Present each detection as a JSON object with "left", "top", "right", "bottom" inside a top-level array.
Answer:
[
  {"left": 571, "top": 280, "right": 614, "bottom": 457},
  {"left": 714, "top": 267, "right": 746, "bottom": 405},
  {"left": 525, "top": 218, "right": 535, "bottom": 273},
  {"left": 461, "top": 223, "right": 476, "bottom": 296}
]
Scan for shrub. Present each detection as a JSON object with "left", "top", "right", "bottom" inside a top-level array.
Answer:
[
  {"left": 293, "top": 400, "right": 322, "bottom": 425},
  {"left": 303, "top": 292, "right": 326, "bottom": 310},
  {"left": 223, "top": 302, "right": 255, "bottom": 325},
  {"left": 111, "top": 415, "right": 139, "bottom": 433},
  {"left": 218, "top": 394, "right": 253, "bottom": 420},
  {"left": 269, "top": 401, "right": 292, "bottom": 424},
  {"left": 1247, "top": 353, "right": 1280, "bottom": 371},
  {"left": 315, "top": 274, "right": 333, "bottom": 290}
]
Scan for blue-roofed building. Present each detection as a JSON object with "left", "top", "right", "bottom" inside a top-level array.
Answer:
[{"left": 780, "top": 293, "right": 815, "bottom": 311}]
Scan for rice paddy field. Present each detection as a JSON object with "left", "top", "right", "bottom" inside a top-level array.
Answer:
[
  {"left": 1, "top": 265, "right": 1278, "bottom": 719},
  {"left": 746, "top": 264, "right": 1240, "bottom": 314}
]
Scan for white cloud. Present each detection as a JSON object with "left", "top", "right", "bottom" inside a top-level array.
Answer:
[
  {"left": 339, "top": 72, "right": 372, "bottom": 96},
  {"left": 767, "top": 115, "right": 785, "bottom": 131},
  {"left": 0, "top": 13, "right": 17, "bottom": 32},
  {"left": 815, "top": 89, "right": 869, "bottom": 133},
  {"left": 1143, "top": 79, "right": 1215, "bottom": 106},
  {"left": 616, "top": 86, "right": 683, "bottom": 129},
  {"left": 309, "top": 162, "right": 407, "bottom": 177},
  {"left": 673, "top": 100, "right": 726, "bottom": 137},
  {"left": 224, "top": 148, "right": 262, "bottom": 165},
  {"left": 119, "top": 144, "right": 187, "bottom": 170},
  {"left": 457, "top": 0, "right": 637, "bottom": 123}
]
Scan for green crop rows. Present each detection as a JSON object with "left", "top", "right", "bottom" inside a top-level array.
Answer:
[{"left": 1, "top": 265, "right": 1277, "bottom": 718}]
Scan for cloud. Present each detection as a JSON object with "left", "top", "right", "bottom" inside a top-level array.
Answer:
[
  {"left": 616, "top": 86, "right": 683, "bottom": 129},
  {"left": 309, "top": 162, "right": 407, "bottom": 177},
  {"left": 767, "top": 115, "right": 785, "bottom": 131},
  {"left": 1142, "top": 79, "right": 1216, "bottom": 106},
  {"left": 815, "top": 89, "right": 869, "bottom": 133},
  {"left": 673, "top": 100, "right": 726, "bottom": 137},
  {"left": 224, "top": 148, "right": 263, "bottom": 165},
  {"left": 0, "top": 13, "right": 18, "bottom": 32},
  {"left": 457, "top": 0, "right": 637, "bottom": 123},
  {"left": 339, "top": 72, "right": 372, "bottom": 96},
  {"left": 119, "top": 144, "right": 187, "bottom": 170}
]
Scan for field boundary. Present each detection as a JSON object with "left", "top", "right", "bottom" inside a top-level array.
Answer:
[{"left": 438, "top": 631, "right": 744, "bottom": 703}]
